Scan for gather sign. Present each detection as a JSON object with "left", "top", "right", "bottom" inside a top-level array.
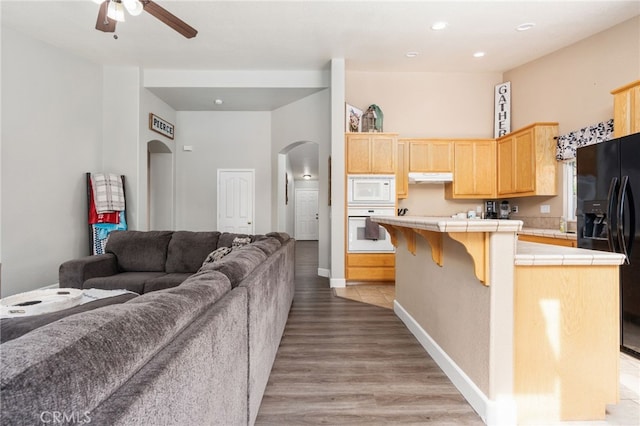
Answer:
[
  {"left": 494, "top": 82, "right": 511, "bottom": 138},
  {"left": 149, "top": 113, "right": 175, "bottom": 140}
]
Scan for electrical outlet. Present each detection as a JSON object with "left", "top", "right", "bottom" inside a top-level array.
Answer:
[
  {"left": 511, "top": 205, "right": 518, "bottom": 214},
  {"left": 540, "top": 204, "right": 551, "bottom": 214}
]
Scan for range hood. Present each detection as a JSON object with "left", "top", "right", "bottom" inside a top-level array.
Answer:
[{"left": 408, "top": 172, "right": 453, "bottom": 184}]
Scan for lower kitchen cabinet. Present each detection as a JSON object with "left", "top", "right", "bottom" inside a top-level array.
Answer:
[
  {"left": 518, "top": 234, "right": 577, "bottom": 247},
  {"left": 346, "top": 253, "right": 395, "bottom": 281}
]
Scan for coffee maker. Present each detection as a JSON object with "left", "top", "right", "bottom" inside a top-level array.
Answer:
[
  {"left": 485, "top": 201, "right": 497, "bottom": 219},
  {"left": 499, "top": 200, "right": 511, "bottom": 219}
]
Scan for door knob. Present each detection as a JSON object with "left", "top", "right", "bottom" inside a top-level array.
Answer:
[{"left": 247, "top": 222, "right": 252, "bottom": 225}]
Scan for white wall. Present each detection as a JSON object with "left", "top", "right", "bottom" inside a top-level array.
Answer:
[
  {"left": 272, "top": 89, "right": 330, "bottom": 270},
  {"left": 1, "top": 28, "right": 102, "bottom": 296},
  {"left": 503, "top": 16, "right": 640, "bottom": 221},
  {"left": 142, "top": 89, "right": 177, "bottom": 230},
  {"left": 174, "top": 111, "right": 272, "bottom": 232},
  {"left": 102, "top": 66, "right": 142, "bottom": 230}
]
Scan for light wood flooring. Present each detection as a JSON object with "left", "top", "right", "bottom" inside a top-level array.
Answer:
[{"left": 255, "top": 241, "right": 484, "bottom": 425}]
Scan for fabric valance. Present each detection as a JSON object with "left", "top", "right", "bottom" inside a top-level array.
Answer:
[{"left": 556, "top": 119, "right": 614, "bottom": 161}]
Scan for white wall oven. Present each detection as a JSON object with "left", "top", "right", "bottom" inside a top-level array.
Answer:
[
  {"left": 347, "top": 207, "right": 395, "bottom": 253},
  {"left": 347, "top": 175, "right": 396, "bottom": 206}
]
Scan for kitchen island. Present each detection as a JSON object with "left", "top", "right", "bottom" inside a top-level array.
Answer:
[{"left": 372, "top": 216, "right": 625, "bottom": 425}]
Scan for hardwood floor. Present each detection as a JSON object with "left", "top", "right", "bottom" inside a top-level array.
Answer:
[{"left": 255, "top": 241, "right": 483, "bottom": 425}]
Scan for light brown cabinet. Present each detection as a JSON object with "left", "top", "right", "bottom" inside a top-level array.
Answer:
[
  {"left": 518, "top": 234, "right": 577, "bottom": 247},
  {"left": 397, "top": 140, "right": 409, "bottom": 199},
  {"left": 406, "top": 139, "right": 453, "bottom": 172},
  {"left": 496, "top": 123, "right": 558, "bottom": 198},
  {"left": 612, "top": 80, "right": 640, "bottom": 138},
  {"left": 445, "top": 139, "right": 496, "bottom": 199},
  {"left": 346, "top": 132, "right": 397, "bottom": 174},
  {"left": 346, "top": 253, "right": 395, "bottom": 281}
]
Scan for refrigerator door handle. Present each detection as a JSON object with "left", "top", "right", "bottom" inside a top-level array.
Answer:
[
  {"left": 617, "top": 175, "right": 635, "bottom": 264},
  {"left": 606, "top": 177, "right": 619, "bottom": 252}
]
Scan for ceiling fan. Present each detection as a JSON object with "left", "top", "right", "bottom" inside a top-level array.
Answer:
[{"left": 95, "top": 0, "right": 198, "bottom": 39}]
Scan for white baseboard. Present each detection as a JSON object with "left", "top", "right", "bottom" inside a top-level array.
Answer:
[
  {"left": 329, "top": 278, "right": 346, "bottom": 288},
  {"left": 394, "top": 300, "right": 516, "bottom": 426},
  {"left": 317, "top": 268, "right": 330, "bottom": 278}
]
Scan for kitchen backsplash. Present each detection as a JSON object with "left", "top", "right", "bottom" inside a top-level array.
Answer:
[{"left": 510, "top": 215, "right": 577, "bottom": 232}]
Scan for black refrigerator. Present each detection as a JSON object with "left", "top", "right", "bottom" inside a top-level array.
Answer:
[{"left": 577, "top": 132, "right": 640, "bottom": 359}]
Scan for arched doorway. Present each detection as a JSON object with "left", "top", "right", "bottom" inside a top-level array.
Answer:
[{"left": 147, "top": 140, "right": 173, "bottom": 230}]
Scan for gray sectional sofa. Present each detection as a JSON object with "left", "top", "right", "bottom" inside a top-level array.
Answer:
[
  {"left": 58, "top": 230, "right": 266, "bottom": 294},
  {"left": 0, "top": 230, "right": 295, "bottom": 426}
]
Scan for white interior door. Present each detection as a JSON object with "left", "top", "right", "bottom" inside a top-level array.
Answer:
[
  {"left": 295, "top": 189, "right": 319, "bottom": 240},
  {"left": 217, "top": 169, "right": 255, "bottom": 234}
]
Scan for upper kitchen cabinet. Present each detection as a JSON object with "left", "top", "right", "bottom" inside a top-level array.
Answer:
[
  {"left": 406, "top": 139, "right": 453, "bottom": 172},
  {"left": 346, "top": 133, "right": 398, "bottom": 174},
  {"left": 612, "top": 80, "right": 640, "bottom": 138},
  {"left": 445, "top": 139, "right": 497, "bottom": 199},
  {"left": 397, "top": 140, "right": 409, "bottom": 199},
  {"left": 497, "top": 123, "right": 558, "bottom": 198}
]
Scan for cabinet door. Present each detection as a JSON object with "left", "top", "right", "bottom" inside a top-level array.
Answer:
[
  {"left": 397, "top": 140, "right": 408, "bottom": 199},
  {"left": 449, "top": 140, "right": 496, "bottom": 198},
  {"left": 497, "top": 138, "right": 514, "bottom": 194},
  {"left": 371, "top": 136, "right": 396, "bottom": 173},
  {"left": 430, "top": 141, "right": 453, "bottom": 172},
  {"left": 613, "top": 82, "right": 640, "bottom": 138},
  {"left": 346, "top": 135, "right": 372, "bottom": 173},
  {"left": 452, "top": 141, "right": 476, "bottom": 196},
  {"left": 408, "top": 140, "right": 453, "bottom": 172},
  {"left": 513, "top": 131, "right": 535, "bottom": 193},
  {"left": 473, "top": 140, "right": 497, "bottom": 197}
]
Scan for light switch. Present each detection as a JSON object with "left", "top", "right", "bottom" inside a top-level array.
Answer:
[{"left": 183, "top": 145, "right": 193, "bottom": 152}]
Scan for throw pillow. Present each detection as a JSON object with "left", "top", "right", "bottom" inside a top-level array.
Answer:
[
  {"left": 201, "top": 246, "right": 232, "bottom": 267},
  {"left": 232, "top": 236, "right": 252, "bottom": 250}
]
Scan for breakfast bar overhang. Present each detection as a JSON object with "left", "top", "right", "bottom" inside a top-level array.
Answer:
[{"left": 372, "top": 216, "right": 625, "bottom": 425}]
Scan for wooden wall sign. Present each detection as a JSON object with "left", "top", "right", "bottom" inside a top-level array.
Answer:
[
  {"left": 494, "top": 82, "right": 511, "bottom": 137},
  {"left": 149, "top": 113, "right": 175, "bottom": 140}
]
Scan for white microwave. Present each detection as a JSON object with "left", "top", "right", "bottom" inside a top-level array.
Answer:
[{"left": 347, "top": 175, "right": 396, "bottom": 206}]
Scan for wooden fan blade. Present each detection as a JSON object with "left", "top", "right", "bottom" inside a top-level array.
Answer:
[
  {"left": 95, "top": 1, "right": 116, "bottom": 33},
  {"left": 142, "top": 1, "right": 198, "bottom": 39}
]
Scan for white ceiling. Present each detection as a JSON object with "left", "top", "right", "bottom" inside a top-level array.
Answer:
[{"left": 3, "top": 0, "right": 639, "bottom": 179}]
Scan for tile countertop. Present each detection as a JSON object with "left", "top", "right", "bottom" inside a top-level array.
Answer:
[
  {"left": 519, "top": 227, "right": 577, "bottom": 240},
  {"left": 516, "top": 241, "right": 625, "bottom": 266},
  {"left": 372, "top": 216, "right": 523, "bottom": 233}
]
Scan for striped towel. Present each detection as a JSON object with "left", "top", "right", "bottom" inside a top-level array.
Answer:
[{"left": 92, "top": 173, "right": 125, "bottom": 213}]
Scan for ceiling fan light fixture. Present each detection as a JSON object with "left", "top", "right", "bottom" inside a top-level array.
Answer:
[
  {"left": 107, "top": 0, "right": 126, "bottom": 22},
  {"left": 123, "top": 0, "right": 144, "bottom": 16}
]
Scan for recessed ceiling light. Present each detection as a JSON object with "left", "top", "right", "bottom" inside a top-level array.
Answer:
[
  {"left": 516, "top": 22, "right": 536, "bottom": 31},
  {"left": 473, "top": 51, "right": 485, "bottom": 58},
  {"left": 406, "top": 51, "right": 419, "bottom": 58},
  {"left": 214, "top": 99, "right": 223, "bottom": 105},
  {"left": 431, "top": 21, "right": 448, "bottom": 31}
]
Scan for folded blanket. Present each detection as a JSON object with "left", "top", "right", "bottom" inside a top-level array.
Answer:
[{"left": 92, "top": 173, "right": 125, "bottom": 213}]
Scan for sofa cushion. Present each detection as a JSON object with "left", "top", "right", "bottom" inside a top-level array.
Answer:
[
  {"left": 84, "top": 272, "right": 166, "bottom": 294},
  {"left": 143, "top": 273, "right": 193, "bottom": 294},
  {"left": 199, "top": 246, "right": 267, "bottom": 288},
  {"left": 165, "top": 231, "right": 221, "bottom": 273},
  {"left": 106, "top": 231, "right": 173, "bottom": 272},
  {"left": 0, "top": 274, "right": 232, "bottom": 425},
  {"left": 251, "top": 237, "right": 282, "bottom": 256}
]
